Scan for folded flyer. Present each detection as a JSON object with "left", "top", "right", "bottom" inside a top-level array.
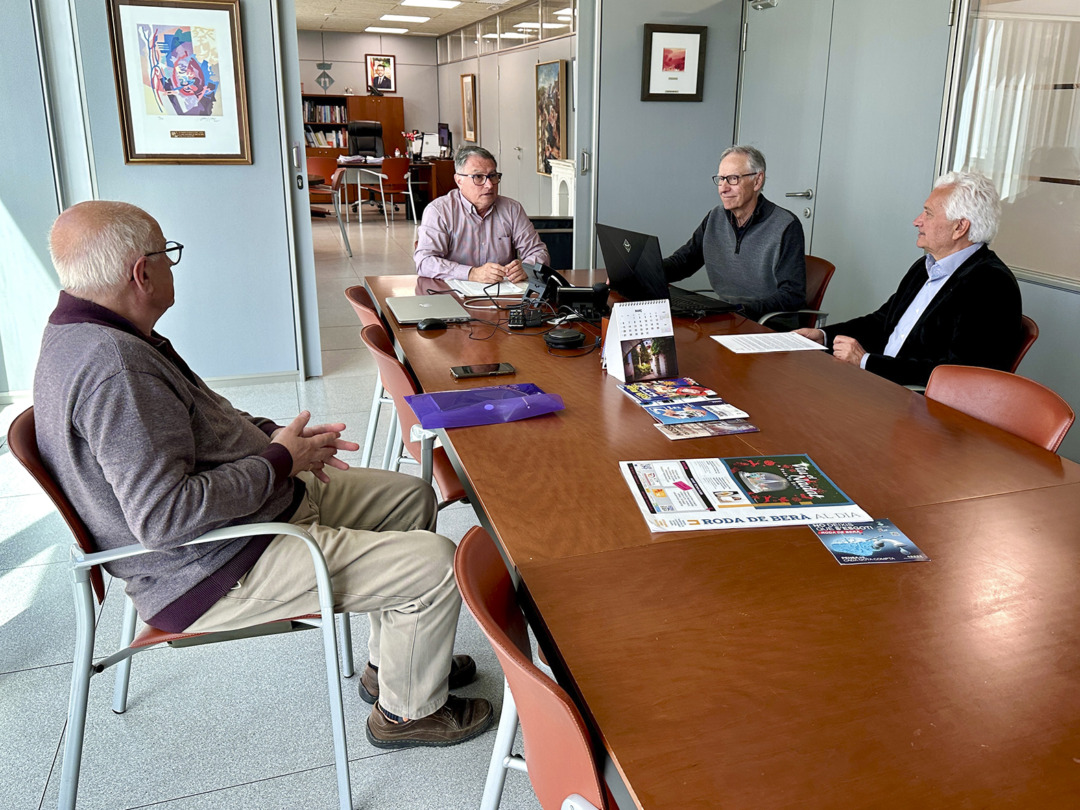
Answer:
[
  {"left": 809, "top": 519, "right": 930, "bottom": 565},
  {"left": 643, "top": 400, "right": 750, "bottom": 425},
  {"left": 618, "top": 377, "right": 718, "bottom": 406},
  {"left": 654, "top": 420, "right": 760, "bottom": 440},
  {"left": 620, "top": 454, "right": 870, "bottom": 532}
]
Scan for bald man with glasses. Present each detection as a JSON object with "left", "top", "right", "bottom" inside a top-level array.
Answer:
[
  {"left": 663, "top": 145, "right": 806, "bottom": 320},
  {"left": 415, "top": 145, "right": 549, "bottom": 284}
]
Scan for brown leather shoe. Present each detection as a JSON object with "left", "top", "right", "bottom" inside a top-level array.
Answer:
[
  {"left": 365, "top": 695, "right": 493, "bottom": 749},
  {"left": 358, "top": 654, "right": 478, "bottom": 704}
]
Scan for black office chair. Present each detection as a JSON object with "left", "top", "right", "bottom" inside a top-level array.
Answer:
[{"left": 347, "top": 120, "right": 384, "bottom": 157}]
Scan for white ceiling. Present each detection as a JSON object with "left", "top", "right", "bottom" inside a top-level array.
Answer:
[{"left": 294, "top": 0, "right": 521, "bottom": 37}]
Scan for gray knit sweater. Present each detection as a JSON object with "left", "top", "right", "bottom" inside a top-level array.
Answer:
[
  {"left": 662, "top": 195, "right": 806, "bottom": 319},
  {"left": 33, "top": 293, "right": 298, "bottom": 626}
]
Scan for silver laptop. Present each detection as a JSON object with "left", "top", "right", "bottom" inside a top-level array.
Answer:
[{"left": 384, "top": 294, "right": 471, "bottom": 325}]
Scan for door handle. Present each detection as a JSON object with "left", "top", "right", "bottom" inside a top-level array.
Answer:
[{"left": 785, "top": 189, "right": 814, "bottom": 199}]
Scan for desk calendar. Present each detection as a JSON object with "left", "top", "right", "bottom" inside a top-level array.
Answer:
[{"left": 602, "top": 299, "right": 679, "bottom": 383}]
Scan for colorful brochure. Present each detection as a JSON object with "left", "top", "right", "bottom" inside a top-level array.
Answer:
[
  {"left": 617, "top": 377, "right": 718, "bottom": 406},
  {"left": 654, "top": 420, "right": 760, "bottom": 440},
  {"left": 809, "top": 519, "right": 930, "bottom": 565},
  {"left": 643, "top": 400, "right": 749, "bottom": 424},
  {"left": 620, "top": 454, "right": 870, "bottom": 532}
]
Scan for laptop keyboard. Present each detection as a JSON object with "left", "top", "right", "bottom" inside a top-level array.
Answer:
[{"left": 667, "top": 286, "right": 737, "bottom": 316}]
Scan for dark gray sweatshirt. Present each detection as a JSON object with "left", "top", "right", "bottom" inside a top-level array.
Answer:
[{"left": 663, "top": 195, "right": 806, "bottom": 319}]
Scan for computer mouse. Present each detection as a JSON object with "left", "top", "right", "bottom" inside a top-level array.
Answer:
[{"left": 416, "top": 318, "right": 447, "bottom": 331}]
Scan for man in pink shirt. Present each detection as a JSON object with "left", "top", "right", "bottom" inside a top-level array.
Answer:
[{"left": 415, "top": 146, "right": 549, "bottom": 283}]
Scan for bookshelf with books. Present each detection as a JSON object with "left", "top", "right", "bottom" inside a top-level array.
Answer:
[{"left": 302, "top": 93, "right": 407, "bottom": 206}]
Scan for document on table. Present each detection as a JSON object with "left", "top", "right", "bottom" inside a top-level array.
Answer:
[
  {"left": 712, "top": 332, "right": 827, "bottom": 353},
  {"left": 620, "top": 454, "right": 871, "bottom": 532},
  {"left": 446, "top": 279, "right": 525, "bottom": 297}
]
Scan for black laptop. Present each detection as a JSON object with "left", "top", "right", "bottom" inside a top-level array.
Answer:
[{"left": 595, "top": 224, "right": 739, "bottom": 317}]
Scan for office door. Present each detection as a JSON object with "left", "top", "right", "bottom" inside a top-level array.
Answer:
[
  {"left": 736, "top": 0, "right": 834, "bottom": 251},
  {"left": 496, "top": 48, "right": 538, "bottom": 208}
]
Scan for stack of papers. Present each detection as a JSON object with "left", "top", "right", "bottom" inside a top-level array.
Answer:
[
  {"left": 712, "top": 332, "right": 827, "bottom": 353},
  {"left": 446, "top": 279, "right": 525, "bottom": 298}
]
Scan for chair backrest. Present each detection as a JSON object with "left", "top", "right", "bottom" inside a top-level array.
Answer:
[
  {"left": 359, "top": 323, "right": 425, "bottom": 462},
  {"left": 343, "top": 285, "right": 382, "bottom": 330},
  {"left": 1011, "top": 314, "right": 1039, "bottom": 373},
  {"left": 455, "top": 527, "right": 608, "bottom": 810},
  {"left": 7, "top": 407, "right": 108, "bottom": 602},
  {"left": 379, "top": 156, "right": 412, "bottom": 187},
  {"left": 925, "top": 364, "right": 1074, "bottom": 452},
  {"left": 805, "top": 255, "right": 836, "bottom": 311},
  {"left": 330, "top": 167, "right": 347, "bottom": 193},
  {"left": 347, "top": 120, "right": 384, "bottom": 157}
]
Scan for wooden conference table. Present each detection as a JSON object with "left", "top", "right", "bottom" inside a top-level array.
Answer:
[{"left": 366, "top": 274, "right": 1080, "bottom": 809}]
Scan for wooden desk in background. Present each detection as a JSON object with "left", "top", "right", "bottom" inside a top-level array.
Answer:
[{"left": 365, "top": 274, "right": 1080, "bottom": 809}]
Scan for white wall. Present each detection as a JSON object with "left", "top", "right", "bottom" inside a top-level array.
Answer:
[
  {"left": 298, "top": 31, "right": 439, "bottom": 133},
  {"left": 437, "top": 36, "right": 576, "bottom": 216},
  {"left": 0, "top": 0, "right": 316, "bottom": 392},
  {"left": 0, "top": 2, "right": 63, "bottom": 396},
  {"left": 595, "top": 0, "right": 743, "bottom": 270}
]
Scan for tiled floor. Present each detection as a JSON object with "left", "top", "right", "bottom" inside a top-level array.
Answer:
[{"left": 0, "top": 211, "right": 543, "bottom": 809}]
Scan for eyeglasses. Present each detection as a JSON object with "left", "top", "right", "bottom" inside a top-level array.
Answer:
[
  {"left": 712, "top": 172, "right": 760, "bottom": 186},
  {"left": 144, "top": 241, "right": 184, "bottom": 265},
  {"left": 456, "top": 172, "right": 503, "bottom": 186}
]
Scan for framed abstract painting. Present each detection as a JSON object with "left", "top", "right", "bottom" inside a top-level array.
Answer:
[
  {"left": 107, "top": 0, "right": 251, "bottom": 163},
  {"left": 641, "top": 24, "right": 708, "bottom": 102}
]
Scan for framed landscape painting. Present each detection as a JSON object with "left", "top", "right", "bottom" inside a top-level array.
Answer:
[{"left": 106, "top": 0, "right": 251, "bottom": 163}]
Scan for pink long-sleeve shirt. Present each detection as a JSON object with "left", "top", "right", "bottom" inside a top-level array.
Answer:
[{"left": 414, "top": 189, "right": 549, "bottom": 279}]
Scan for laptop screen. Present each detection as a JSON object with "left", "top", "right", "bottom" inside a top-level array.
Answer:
[{"left": 595, "top": 224, "right": 669, "bottom": 301}]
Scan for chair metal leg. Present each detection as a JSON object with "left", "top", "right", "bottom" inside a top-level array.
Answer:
[
  {"left": 480, "top": 680, "right": 524, "bottom": 810},
  {"left": 332, "top": 192, "right": 352, "bottom": 257},
  {"left": 361, "top": 375, "right": 385, "bottom": 468},
  {"left": 60, "top": 568, "right": 98, "bottom": 810},
  {"left": 384, "top": 419, "right": 401, "bottom": 472},
  {"left": 111, "top": 596, "right": 139, "bottom": 713},
  {"left": 420, "top": 430, "right": 435, "bottom": 485},
  {"left": 338, "top": 612, "right": 354, "bottom": 678}
]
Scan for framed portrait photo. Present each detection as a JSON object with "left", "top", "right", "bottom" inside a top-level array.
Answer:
[
  {"left": 535, "top": 60, "right": 566, "bottom": 176},
  {"left": 366, "top": 54, "right": 396, "bottom": 93},
  {"left": 460, "top": 74, "right": 477, "bottom": 143},
  {"left": 641, "top": 24, "right": 708, "bottom": 102},
  {"left": 106, "top": 0, "right": 251, "bottom": 164}
]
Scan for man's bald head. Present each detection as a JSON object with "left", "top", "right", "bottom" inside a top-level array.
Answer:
[{"left": 50, "top": 201, "right": 160, "bottom": 297}]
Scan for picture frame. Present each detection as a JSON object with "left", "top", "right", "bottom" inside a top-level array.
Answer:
[
  {"left": 365, "top": 54, "right": 396, "bottom": 94},
  {"left": 640, "top": 24, "right": 708, "bottom": 102},
  {"left": 460, "top": 74, "right": 477, "bottom": 143},
  {"left": 535, "top": 59, "right": 566, "bottom": 176},
  {"left": 106, "top": 0, "right": 251, "bottom": 164}
]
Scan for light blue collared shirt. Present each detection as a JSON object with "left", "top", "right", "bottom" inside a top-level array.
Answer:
[{"left": 860, "top": 242, "right": 984, "bottom": 368}]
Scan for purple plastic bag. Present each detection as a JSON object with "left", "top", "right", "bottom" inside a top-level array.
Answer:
[{"left": 404, "top": 383, "right": 564, "bottom": 429}]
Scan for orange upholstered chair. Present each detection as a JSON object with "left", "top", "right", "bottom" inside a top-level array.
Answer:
[
  {"left": 455, "top": 526, "right": 618, "bottom": 810},
  {"left": 925, "top": 364, "right": 1074, "bottom": 452},
  {"left": 6, "top": 408, "right": 354, "bottom": 810}
]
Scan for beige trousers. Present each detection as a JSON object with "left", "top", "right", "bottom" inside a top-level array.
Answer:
[{"left": 186, "top": 466, "right": 459, "bottom": 719}]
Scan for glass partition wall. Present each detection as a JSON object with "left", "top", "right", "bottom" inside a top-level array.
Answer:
[{"left": 438, "top": 0, "right": 576, "bottom": 63}]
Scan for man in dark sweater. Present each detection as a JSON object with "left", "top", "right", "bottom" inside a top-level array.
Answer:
[
  {"left": 33, "top": 201, "right": 491, "bottom": 749},
  {"left": 662, "top": 145, "right": 806, "bottom": 319},
  {"left": 794, "top": 171, "right": 1021, "bottom": 387}
]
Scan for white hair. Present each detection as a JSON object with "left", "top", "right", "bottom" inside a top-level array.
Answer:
[
  {"left": 934, "top": 171, "right": 1001, "bottom": 243},
  {"left": 49, "top": 201, "right": 158, "bottom": 297}
]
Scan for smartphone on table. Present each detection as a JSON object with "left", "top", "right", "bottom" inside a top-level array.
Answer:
[{"left": 450, "top": 363, "right": 516, "bottom": 380}]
